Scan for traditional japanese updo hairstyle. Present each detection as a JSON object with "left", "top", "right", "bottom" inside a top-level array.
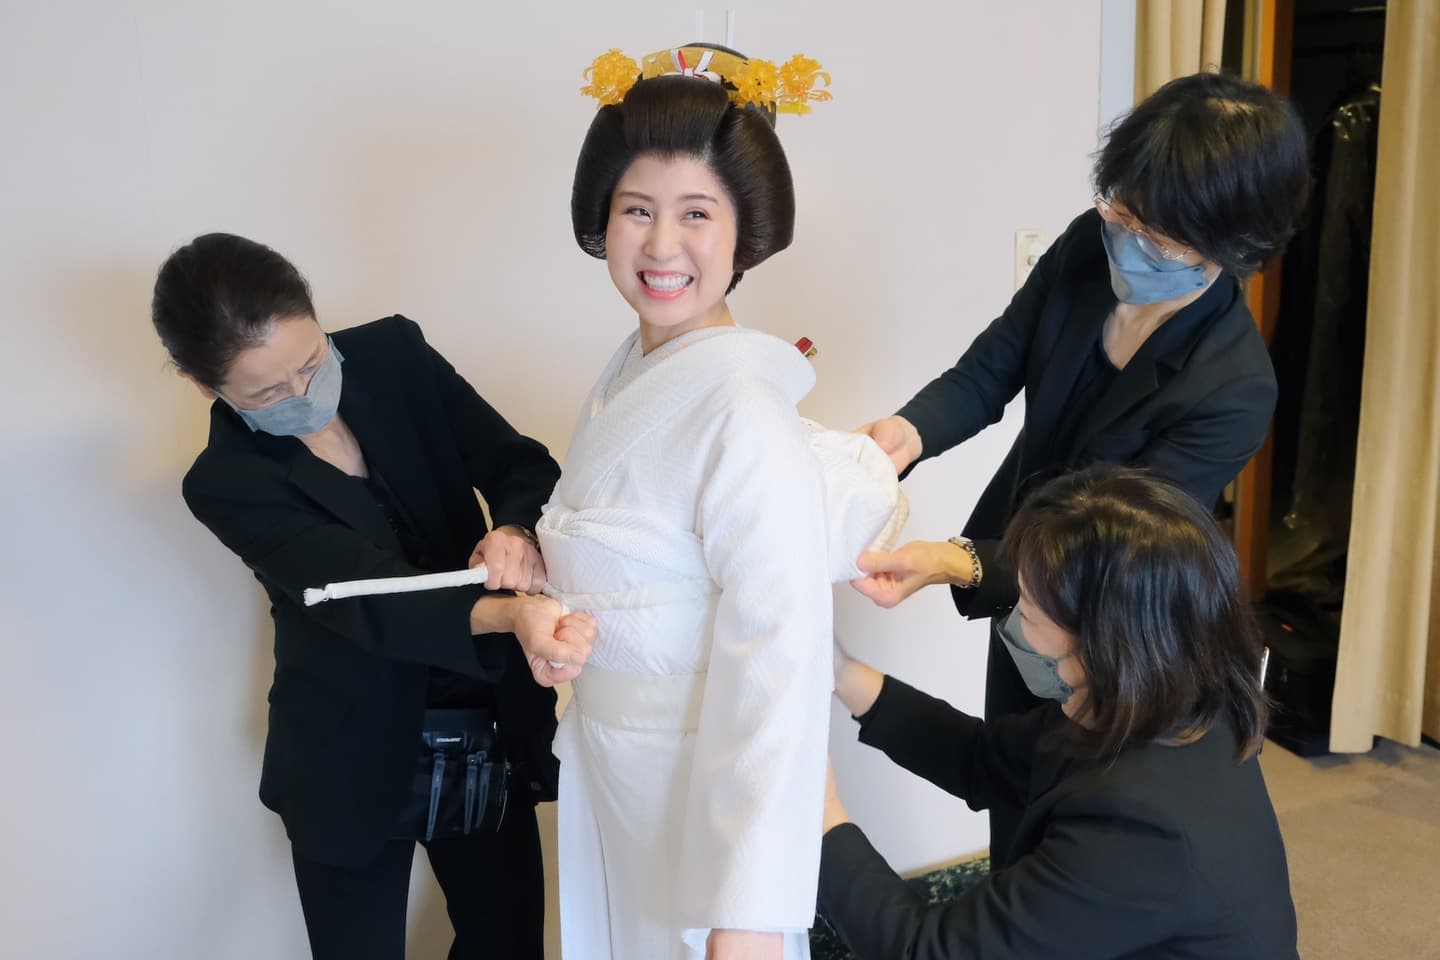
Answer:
[{"left": 571, "top": 44, "right": 797, "bottom": 293}]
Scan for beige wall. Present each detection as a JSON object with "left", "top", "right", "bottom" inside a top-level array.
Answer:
[{"left": 0, "top": 1, "right": 1107, "bottom": 955}]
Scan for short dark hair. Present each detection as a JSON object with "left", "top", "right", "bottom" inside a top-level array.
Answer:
[
  {"left": 571, "top": 55, "right": 796, "bottom": 293},
  {"left": 998, "top": 465, "right": 1268, "bottom": 762},
  {"left": 151, "top": 233, "right": 315, "bottom": 389},
  {"left": 1093, "top": 71, "right": 1310, "bottom": 276}
]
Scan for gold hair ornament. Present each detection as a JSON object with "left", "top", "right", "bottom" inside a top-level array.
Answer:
[{"left": 581, "top": 45, "right": 831, "bottom": 115}]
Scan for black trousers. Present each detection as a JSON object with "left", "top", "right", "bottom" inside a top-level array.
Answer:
[
  {"left": 291, "top": 801, "right": 544, "bottom": 960},
  {"left": 983, "top": 622, "right": 1043, "bottom": 868}
]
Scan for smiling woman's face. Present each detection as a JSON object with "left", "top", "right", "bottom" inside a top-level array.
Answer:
[{"left": 604, "top": 152, "right": 739, "bottom": 351}]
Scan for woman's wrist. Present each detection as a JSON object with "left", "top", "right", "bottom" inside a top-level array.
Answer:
[
  {"left": 942, "top": 537, "right": 981, "bottom": 588},
  {"left": 469, "top": 594, "right": 520, "bottom": 635},
  {"left": 823, "top": 806, "right": 853, "bottom": 834},
  {"left": 895, "top": 415, "right": 924, "bottom": 464},
  {"left": 835, "top": 659, "right": 885, "bottom": 718},
  {"left": 823, "top": 757, "right": 853, "bottom": 834},
  {"left": 705, "top": 929, "right": 783, "bottom": 960},
  {"left": 498, "top": 522, "right": 540, "bottom": 548}
]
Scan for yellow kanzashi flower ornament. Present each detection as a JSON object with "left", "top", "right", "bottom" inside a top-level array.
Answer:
[
  {"left": 731, "top": 57, "right": 781, "bottom": 110},
  {"left": 582, "top": 49, "right": 640, "bottom": 107},
  {"left": 776, "top": 54, "right": 831, "bottom": 114},
  {"left": 580, "top": 45, "right": 830, "bottom": 116}
]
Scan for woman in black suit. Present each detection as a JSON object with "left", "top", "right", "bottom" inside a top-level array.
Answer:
[
  {"left": 821, "top": 466, "right": 1298, "bottom": 959},
  {"left": 151, "top": 233, "right": 595, "bottom": 959},
  {"left": 852, "top": 72, "right": 1310, "bottom": 859}
]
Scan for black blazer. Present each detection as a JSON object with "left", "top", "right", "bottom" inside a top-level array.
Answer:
[
  {"left": 183, "top": 315, "right": 562, "bottom": 866},
  {"left": 818, "top": 677, "right": 1299, "bottom": 960},
  {"left": 898, "top": 209, "right": 1277, "bottom": 619}
]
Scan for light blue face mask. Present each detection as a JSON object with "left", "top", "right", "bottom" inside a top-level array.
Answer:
[
  {"left": 1100, "top": 219, "right": 1212, "bottom": 305},
  {"left": 221, "top": 338, "right": 344, "bottom": 436},
  {"left": 997, "top": 607, "right": 1077, "bottom": 703}
]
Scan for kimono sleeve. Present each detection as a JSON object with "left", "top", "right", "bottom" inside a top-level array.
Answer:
[{"left": 678, "top": 376, "right": 835, "bottom": 938}]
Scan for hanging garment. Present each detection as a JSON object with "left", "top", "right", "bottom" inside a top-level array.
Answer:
[{"left": 1270, "top": 83, "right": 1381, "bottom": 605}]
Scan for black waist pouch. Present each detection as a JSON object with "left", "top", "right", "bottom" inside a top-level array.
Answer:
[{"left": 394, "top": 708, "right": 510, "bottom": 842}]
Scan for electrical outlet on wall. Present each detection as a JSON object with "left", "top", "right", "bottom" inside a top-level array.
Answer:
[{"left": 1014, "top": 229, "right": 1046, "bottom": 291}]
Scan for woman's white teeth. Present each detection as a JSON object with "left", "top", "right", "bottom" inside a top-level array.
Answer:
[{"left": 642, "top": 273, "right": 693, "bottom": 292}]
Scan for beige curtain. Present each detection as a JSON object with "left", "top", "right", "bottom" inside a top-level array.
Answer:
[
  {"left": 1331, "top": 1, "right": 1440, "bottom": 752},
  {"left": 1135, "top": 0, "right": 1227, "bottom": 99}
]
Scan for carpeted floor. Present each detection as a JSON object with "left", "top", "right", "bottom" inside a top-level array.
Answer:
[
  {"left": 811, "top": 737, "right": 1440, "bottom": 960},
  {"left": 1260, "top": 737, "right": 1440, "bottom": 960}
]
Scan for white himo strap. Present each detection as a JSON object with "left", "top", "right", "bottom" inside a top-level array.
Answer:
[
  {"left": 304, "top": 567, "right": 493, "bottom": 606},
  {"left": 303, "top": 566, "right": 572, "bottom": 669}
]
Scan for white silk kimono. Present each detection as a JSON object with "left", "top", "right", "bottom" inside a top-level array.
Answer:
[{"left": 538, "top": 327, "right": 906, "bottom": 959}]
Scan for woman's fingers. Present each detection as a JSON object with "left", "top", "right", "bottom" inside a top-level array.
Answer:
[
  {"left": 498, "top": 540, "right": 521, "bottom": 590},
  {"left": 513, "top": 600, "right": 594, "bottom": 686},
  {"left": 850, "top": 575, "right": 903, "bottom": 608},
  {"left": 522, "top": 615, "right": 594, "bottom": 666},
  {"left": 514, "top": 546, "right": 535, "bottom": 594},
  {"left": 484, "top": 543, "right": 507, "bottom": 590},
  {"left": 852, "top": 545, "right": 933, "bottom": 608},
  {"left": 529, "top": 655, "right": 583, "bottom": 688},
  {"left": 853, "top": 549, "right": 906, "bottom": 607},
  {"left": 529, "top": 555, "right": 549, "bottom": 595},
  {"left": 856, "top": 549, "right": 902, "bottom": 575},
  {"left": 557, "top": 613, "right": 597, "bottom": 660},
  {"left": 476, "top": 527, "right": 542, "bottom": 590},
  {"left": 548, "top": 661, "right": 585, "bottom": 685},
  {"left": 857, "top": 416, "right": 921, "bottom": 474},
  {"left": 510, "top": 540, "right": 546, "bottom": 594},
  {"left": 520, "top": 628, "right": 570, "bottom": 665}
]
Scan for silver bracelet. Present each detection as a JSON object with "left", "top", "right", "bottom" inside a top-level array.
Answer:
[{"left": 947, "top": 536, "right": 983, "bottom": 589}]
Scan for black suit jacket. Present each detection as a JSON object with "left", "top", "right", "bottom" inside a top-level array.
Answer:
[
  {"left": 898, "top": 209, "right": 1277, "bottom": 620},
  {"left": 818, "top": 677, "right": 1298, "bottom": 960},
  {"left": 183, "top": 315, "right": 562, "bottom": 866}
]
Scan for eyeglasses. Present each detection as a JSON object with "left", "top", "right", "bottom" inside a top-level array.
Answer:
[{"left": 1093, "top": 194, "right": 1191, "bottom": 263}]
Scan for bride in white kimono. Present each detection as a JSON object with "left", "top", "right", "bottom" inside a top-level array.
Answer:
[{"left": 537, "top": 47, "right": 906, "bottom": 960}]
